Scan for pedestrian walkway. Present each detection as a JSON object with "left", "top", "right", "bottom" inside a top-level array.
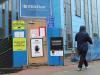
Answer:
[
  {"left": 2, "top": 58, "right": 100, "bottom": 75},
  {"left": 51, "top": 61, "right": 100, "bottom": 75}
]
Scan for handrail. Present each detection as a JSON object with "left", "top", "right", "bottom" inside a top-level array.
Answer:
[
  {"left": 0, "top": 39, "right": 11, "bottom": 49},
  {"left": 0, "top": 34, "right": 12, "bottom": 56},
  {"left": 0, "top": 34, "right": 12, "bottom": 43},
  {"left": 0, "top": 48, "right": 12, "bottom": 56}
]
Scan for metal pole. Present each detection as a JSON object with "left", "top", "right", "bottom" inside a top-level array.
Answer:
[
  {"left": 12, "top": 0, "right": 17, "bottom": 21},
  {"left": 64, "top": 0, "right": 67, "bottom": 51},
  {"left": 50, "top": 0, "right": 53, "bottom": 16},
  {"left": 5, "top": 0, "right": 9, "bottom": 37},
  {"left": 0, "top": 1, "right": 2, "bottom": 28}
]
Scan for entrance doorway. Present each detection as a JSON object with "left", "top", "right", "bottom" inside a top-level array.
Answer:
[{"left": 23, "top": 18, "right": 48, "bottom": 64}]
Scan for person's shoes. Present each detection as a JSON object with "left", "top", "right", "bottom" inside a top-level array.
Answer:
[
  {"left": 77, "top": 68, "right": 82, "bottom": 71},
  {"left": 85, "top": 66, "right": 89, "bottom": 70}
]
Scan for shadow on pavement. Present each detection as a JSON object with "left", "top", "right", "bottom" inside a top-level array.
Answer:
[{"left": 0, "top": 68, "right": 23, "bottom": 74}]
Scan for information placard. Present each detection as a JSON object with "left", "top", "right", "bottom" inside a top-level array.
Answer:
[
  {"left": 14, "top": 31, "right": 24, "bottom": 38},
  {"left": 13, "top": 38, "right": 26, "bottom": 51},
  {"left": 30, "top": 29, "right": 39, "bottom": 38},
  {"left": 12, "top": 21, "right": 25, "bottom": 30},
  {"left": 31, "top": 38, "right": 43, "bottom": 57},
  {"left": 50, "top": 37, "right": 63, "bottom": 56},
  {"left": 39, "top": 27, "right": 46, "bottom": 37},
  {"left": 50, "top": 37, "right": 63, "bottom": 50}
]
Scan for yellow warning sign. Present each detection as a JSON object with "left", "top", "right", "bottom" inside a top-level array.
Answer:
[
  {"left": 13, "top": 38, "right": 26, "bottom": 51},
  {"left": 12, "top": 20, "right": 25, "bottom": 30}
]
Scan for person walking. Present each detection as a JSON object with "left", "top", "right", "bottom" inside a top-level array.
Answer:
[{"left": 75, "top": 26, "right": 93, "bottom": 71}]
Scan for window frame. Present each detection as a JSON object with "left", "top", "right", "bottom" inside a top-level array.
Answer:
[{"left": 75, "top": 0, "right": 81, "bottom": 17}]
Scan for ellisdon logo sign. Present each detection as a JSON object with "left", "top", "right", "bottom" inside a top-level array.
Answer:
[
  {"left": 23, "top": 4, "right": 46, "bottom": 9},
  {"left": 20, "top": 0, "right": 50, "bottom": 18}
]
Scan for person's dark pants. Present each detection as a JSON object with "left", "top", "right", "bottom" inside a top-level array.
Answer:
[{"left": 78, "top": 51, "right": 88, "bottom": 69}]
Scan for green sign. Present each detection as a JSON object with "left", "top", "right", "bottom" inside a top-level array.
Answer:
[
  {"left": 13, "top": 38, "right": 26, "bottom": 51},
  {"left": 12, "top": 20, "right": 25, "bottom": 30}
]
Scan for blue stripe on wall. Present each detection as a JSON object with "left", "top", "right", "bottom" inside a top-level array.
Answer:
[
  {"left": 48, "top": 0, "right": 64, "bottom": 66},
  {"left": 53, "top": 0, "right": 61, "bottom": 28},
  {"left": 0, "top": 2, "right": 2, "bottom": 27},
  {"left": 5, "top": 0, "right": 9, "bottom": 37}
]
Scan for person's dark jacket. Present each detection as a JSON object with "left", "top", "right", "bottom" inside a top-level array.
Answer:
[{"left": 75, "top": 26, "right": 93, "bottom": 51}]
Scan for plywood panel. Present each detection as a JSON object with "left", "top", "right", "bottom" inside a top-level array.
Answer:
[{"left": 23, "top": 18, "right": 48, "bottom": 64}]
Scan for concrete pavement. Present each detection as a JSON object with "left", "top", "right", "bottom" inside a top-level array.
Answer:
[
  {"left": 2, "top": 59, "right": 100, "bottom": 75},
  {"left": 51, "top": 61, "right": 100, "bottom": 75}
]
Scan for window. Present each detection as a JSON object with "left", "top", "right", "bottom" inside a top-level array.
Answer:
[
  {"left": 76, "top": 0, "right": 81, "bottom": 17},
  {"left": 84, "top": 0, "right": 90, "bottom": 33},
  {"left": 65, "top": 0, "right": 73, "bottom": 49},
  {"left": 91, "top": 0, "right": 99, "bottom": 37}
]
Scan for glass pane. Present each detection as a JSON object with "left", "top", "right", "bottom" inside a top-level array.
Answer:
[
  {"left": 91, "top": 0, "right": 99, "bottom": 37},
  {"left": 76, "top": 0, "right": 81, "bottom": 17}
]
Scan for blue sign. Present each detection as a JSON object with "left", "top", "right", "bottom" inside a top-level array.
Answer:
[
  {"left": 20, "top": 0, "right": 50, "bottom": 18},
  {"left": 47, "top": 16, "right": 54, "bottom": 28}
]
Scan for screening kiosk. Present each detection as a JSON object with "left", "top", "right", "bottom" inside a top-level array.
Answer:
[
  {"left": 47, "top": 35, "right": 64, "bottom": 66},
  {"left": 12, "top": 20, "right": 64, "bottom": 67},
  {"left": 11, "top": 0, "right": 64, "bottom": 67},
  {"left": 0, "top": 0, "right": 65, "bottom": 69}
]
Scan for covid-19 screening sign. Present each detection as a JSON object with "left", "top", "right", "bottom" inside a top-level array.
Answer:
[
  {"left": 13, "top": 38, "right": 26, "bottom": 51},
  {"left": 20, "top": 0, "right": 50, "bottom": 17}
]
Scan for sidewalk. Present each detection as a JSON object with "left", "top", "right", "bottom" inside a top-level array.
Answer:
[
  {"left": 3, "top": 58, "right": 100, "bottom": 75},
  {"left": 51, "top": 61, "right": 100, "bottom": 75}
]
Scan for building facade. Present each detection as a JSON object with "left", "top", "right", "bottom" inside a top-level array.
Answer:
[
  {"left": 64, "top": 0, "right": 100, "bottom": 51},
  {"left": 0, "top": 0, "right": 100, "bottom": 67},
  {"left": 0, "top": 0, "right": 65, "bottom": 67},
  {"left": 0, "top": 0, "right": 100, "bottom": 50}
]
